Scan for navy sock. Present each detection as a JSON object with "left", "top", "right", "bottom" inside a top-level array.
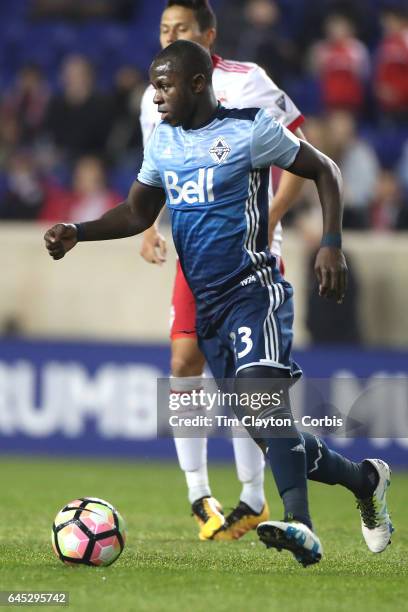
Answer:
[
  {"left": 266, "top": 437, "right": 312, "bottom": 529},
  {"left": 303, "top": 432, "right": 379, "bottom": 498},
  {"left": 282, "top": 487, "right": 312, "bottom": 529}
]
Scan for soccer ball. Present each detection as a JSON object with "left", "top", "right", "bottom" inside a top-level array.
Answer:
[{"left": 51, "top": 497, "right": 126, "bottom": 566}]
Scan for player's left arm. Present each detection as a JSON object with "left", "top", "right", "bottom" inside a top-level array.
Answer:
[
  {"left": 268, "top": 127, "right": 307, "bottom": 245},
  {"left": 240, "top": 66, "right": 308, "bottom": 244},
  {"left": 285, "top": 140, "right": 347, "bottom": 303}
]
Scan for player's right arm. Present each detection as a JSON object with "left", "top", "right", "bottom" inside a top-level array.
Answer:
[{"left": 44, "top": 180, "right": 165, "bottom": 260}]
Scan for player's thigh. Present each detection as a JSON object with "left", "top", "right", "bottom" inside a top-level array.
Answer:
[
  {"left": 169, "top": 261, "right": 205, "bottom": 376},
  {"left": 198, "top": 332, "right": 236, "bottom": 381},
  {"left": 170, "top": 260, "right": 197, "bottom": 340},
  {"left": 226, "top": 281, "right": 297, "bottom": 375}
]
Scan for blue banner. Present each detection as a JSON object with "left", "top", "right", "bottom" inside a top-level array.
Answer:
[{"left": 0, "top": 339, "right": 407, "bottom": 465}]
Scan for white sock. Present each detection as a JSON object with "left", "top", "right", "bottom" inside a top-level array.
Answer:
[
  {"left": 240, "top": 474, "right": 265, "bottom": 514},
  {"left": 170, "top": 375, "right": 204, "bottom": 393},
  {"left": 232, "top": 433, "right": 265, "bottom": 513},
  {"left": 174, "top": 437, "right": 210, "bottom": 504},
  {"left": 170, "top": 376, "right": 210, "bottom": 504},
  {"left": 185, "top": 466, "right": 211, "bottom": 505}
]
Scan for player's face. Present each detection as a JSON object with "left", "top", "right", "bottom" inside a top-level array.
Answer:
[
  {"left": 160, "top": 6, "right": 214, "bottom": 50},
  {"left": 150, "top": 62, "right": 196, "bottom": 128}
]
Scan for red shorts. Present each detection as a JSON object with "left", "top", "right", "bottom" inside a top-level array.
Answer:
[{"left": 170, "top": 258, "right": 285, "bottom": 341}]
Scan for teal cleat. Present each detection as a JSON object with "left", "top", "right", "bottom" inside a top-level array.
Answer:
[{"left": 257, "top": 520, "right": 323, "bottom": 567}]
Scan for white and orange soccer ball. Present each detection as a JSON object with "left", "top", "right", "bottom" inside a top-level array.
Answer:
[{"left": 52, "top": 497, "right": 126, "bottom": 566}]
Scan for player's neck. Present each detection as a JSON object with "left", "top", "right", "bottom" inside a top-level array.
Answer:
[{"left": 182, "top": 91, "right": 219, "bottom": 131}]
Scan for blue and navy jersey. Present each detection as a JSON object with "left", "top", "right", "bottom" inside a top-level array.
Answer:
[{"left": 138, "top": 105, "right": 300, "bottom": 314}]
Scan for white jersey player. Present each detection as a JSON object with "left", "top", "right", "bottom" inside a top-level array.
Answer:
[{"left": 139, "top": 0, "right": 307, "bottom": 541}]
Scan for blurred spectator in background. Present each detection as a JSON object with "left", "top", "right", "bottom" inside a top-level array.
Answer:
[
  {"left": 66, "top": 156, "right": 118, "bottom": 222},
  {"left": 374, "top": 6, "right": 408, "bottom": 121},
  {"left": 298, "top": 0, "right": 378, "bottom": 51},
  {"left": 371, "top": 169, "right": 408, "bottom": 230},
  {"left": 31, "top": 0, "right": 136, "bottom": 22},
  {"left": 0, "top": 152, "right": 47, "bottom": 220},
  {"left": 0, "top": 113, "right": 20, "bottom": 171},
  {"left": 39, "top": 156, "right": 118, "bottom": 222},
  {"left": 106, "top": 66, "right": 145, "bottom": 164},
  {"left": 1, "top": 64, "right": 50, "bottom": 146},
  {"left": 235, "top": 0, "right": 298, "bottom": 85},
  {"left": 44, "top": 55, "right": 112, "bottom": 163},
  {"left": 310, "top": 13, "right": 370, "bottom": 114},
  {"left": 325, "top": 111, "right": 380, "bottom": 228},
  {"left": 214, "top": 0, "right": 246, "bottom": 58}
]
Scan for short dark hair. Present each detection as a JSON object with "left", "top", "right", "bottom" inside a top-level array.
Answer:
[
  {"left": 152, "top": 39, "right": 213, "bottom": 81},
  {"left": 165, "top": 0, "right": 217, "bottom": 31}
]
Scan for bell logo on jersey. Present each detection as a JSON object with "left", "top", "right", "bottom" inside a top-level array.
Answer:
[{"left": 164, "top": 168, "right": 215, "bottom": 205}]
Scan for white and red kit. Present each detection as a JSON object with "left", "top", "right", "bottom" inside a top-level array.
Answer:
[{"left": 140, "top": 55, "right": 304, "bottom": 339}]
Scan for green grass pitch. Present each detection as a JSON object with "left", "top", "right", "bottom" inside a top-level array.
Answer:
[{"left": 0, "top": 457, "right": 407, "bottom": 612}]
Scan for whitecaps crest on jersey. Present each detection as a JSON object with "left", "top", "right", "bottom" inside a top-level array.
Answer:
[{"left": 209, "top": 137, "right": 231, "bottom": 164}]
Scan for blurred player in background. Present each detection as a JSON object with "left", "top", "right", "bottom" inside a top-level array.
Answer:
[{"left": 139, "top": 0, "right": 308, "bottom": 541}]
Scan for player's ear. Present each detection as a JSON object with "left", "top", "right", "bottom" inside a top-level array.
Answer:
[
  {"left": 204, "top": 28, "right": 216, "bottom": 49},
  {"left": 192, "top": 73, "right": 206, "bottom": 94}
]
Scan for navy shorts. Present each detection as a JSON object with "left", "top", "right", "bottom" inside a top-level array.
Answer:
[{"left": 197, "top": 267, "right": 302, "bottom": 380}]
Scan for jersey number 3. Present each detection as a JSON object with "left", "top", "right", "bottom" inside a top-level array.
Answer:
[{"left": 234, "top": 326, "right": 253, "bottom": 359}]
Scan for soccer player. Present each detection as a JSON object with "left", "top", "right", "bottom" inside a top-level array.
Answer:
[
  {"left": 44, "top": 40, "right": 393, "bottom": 566},
  {"left": 140, "top": 0, "right": 308, "bottom": 541}
]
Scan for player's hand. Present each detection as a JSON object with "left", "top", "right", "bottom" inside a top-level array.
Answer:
[
  {"left": 44, "top": 223, "right": 78, "bottom": 260},
  {"left": 140, "top": 225, "right": 167, "bottom": 265},
  {"left": 314, "top": 247, "right": 348, "bottom": 304}
]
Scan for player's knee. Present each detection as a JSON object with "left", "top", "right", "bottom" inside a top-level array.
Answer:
[
  {"left": 170, "top": 353, "right": 203, "bottom": 377},
  {"left": 236, "top": 365, "right": 290, "bottom": 396},
  {"left": 171, "top": 356, "right": 199, "bottom": 377},
  {"left": 236, "top": 365, "right": 289, "bottom": 380},
  {"left": 171, "top": 339, "right": 205, "bottom": 377}
]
